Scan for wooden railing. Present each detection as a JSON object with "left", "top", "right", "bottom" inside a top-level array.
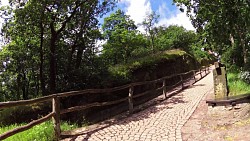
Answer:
[{"left": 0, "top": 66, "right": 210, "bottom": 140}]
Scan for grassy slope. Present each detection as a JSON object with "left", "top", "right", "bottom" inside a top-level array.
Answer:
[
  {"left": 227, "top": 72, "right": 250, "bottom": 96},
  {"left": 0, "top": 121, "right": 77, "bottom": 141},
  {"left": 108, "top": 49, "right": 188, "bottom": 81}
]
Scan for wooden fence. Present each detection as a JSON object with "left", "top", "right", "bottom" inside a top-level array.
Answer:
[{"left": 0, "top": 66, "right": 210, "bottom": 140}]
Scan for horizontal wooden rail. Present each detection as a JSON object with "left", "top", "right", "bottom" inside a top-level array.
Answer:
[
  {"left": 0, "top": 65, "right": 210, "bottom": 140},
  {"left": 0, "top": 95, "right": 55, "bottom": 109},
  {"left": 0, "top": 68, "right": 208, "bottom": 108},
  {"left": 133, "top": 86, "right": 164, "bottom": 99},
  {"left": 0, "top": 112, "right": 54, "bottom": 140},
  {"left": 60, "top": 97, "right": 128, "bottom": 115},
  {"left": 57, "top": 84, "right": 131, "bottom": 98}
]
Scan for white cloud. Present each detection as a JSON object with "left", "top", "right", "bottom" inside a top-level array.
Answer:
[
  {"left": 157, "top": 4, "right": 195, "bottom": 31},
  {"left": 0, "top": 0, "right": 9, "bottom": 6},
  {"left": 120, "top": 0, "right": 152, "bottom": 24},
  {"left": 119, "top": 0, "right": 195, "bottom": 31},
  {"left": 119, "top": 0, "right": 152, "bottom": 32},
  {"left": 157, "top": 2, "right": 170, "bottom": 19},
  {"left": 157, "top": 11, "right": 195, "bottom": 31}
]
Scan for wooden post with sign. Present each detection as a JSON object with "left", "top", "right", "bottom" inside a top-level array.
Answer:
[{"left": 213, "top": 62, "right": 229, "bottom": 99}]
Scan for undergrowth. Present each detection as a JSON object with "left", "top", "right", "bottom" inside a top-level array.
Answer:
[
  {"left": 0, "top": 120, "right": 78, "bottom": 141},
  {"left": 227, "top": 71, "right": 250, "bottom": 96}
]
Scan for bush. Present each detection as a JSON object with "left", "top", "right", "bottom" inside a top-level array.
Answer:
[{"left": 239, "top": 71, "right": 250, "bottom": 84}]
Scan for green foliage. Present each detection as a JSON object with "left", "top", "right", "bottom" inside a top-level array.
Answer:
[
  {"left": 102, "top": 9, "right": 146, "bottom": 64},
  {"left": 155, "top": 25, "right": 197, "bottom": 52},
  {"left": 108, "top": 49, "right": 187, "bottom": 82},
  {"left": 0, "top": 102, "right": 51, "bottom": 126},
  {"left": 141, "top": 11, "right": 160, "bottom": 50},
  {"left": 174, "top": 0, "right": 250, "bottom": 68},
  {"left": 227, "top": 71, "right": 250, "bottom": 96},
  {"left": 0, "top": 120, "right": 77, "bottom": 141},
  {"left": 0, "top": 0, "right": 117, "bottom": 100}
]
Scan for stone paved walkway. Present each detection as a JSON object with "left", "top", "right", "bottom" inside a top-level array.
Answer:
[{"left": 62, "top": 70, "right": 213, "bottom": 141}]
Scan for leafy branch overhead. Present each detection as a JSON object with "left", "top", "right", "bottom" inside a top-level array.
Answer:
[
  {"left": 174, "top": 0, "right": 250, "bottom": 68},
  {"left": 0, "top": 0, "right": 212, "bottom": 101}
]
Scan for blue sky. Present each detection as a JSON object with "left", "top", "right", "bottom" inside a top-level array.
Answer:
[
  {"left": 0, "top": 0, "right": 195, "bottom": 48},
  {"left": 0, "top": 0, "right": 194, "bottom": 30},
  {"left": 114, "top": 0, "right": 195, "bottom": 31},
  {"left": 0, "top": 0, "right": 194, "bottom": 45}
]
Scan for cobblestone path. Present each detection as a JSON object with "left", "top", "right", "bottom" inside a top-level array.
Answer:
[{"left": 63, "top": 70, "right": 213, "bottom": 141}]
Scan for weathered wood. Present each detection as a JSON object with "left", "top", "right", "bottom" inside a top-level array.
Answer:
[
  {"left": 193, "top": 70, "right": 196, "bottom": 82},
  {"left": 214, "top": 62, "right": 220, "bottom": 68},
  {"left": 133, "top": 86, "right": 164, "bottom": 99},
  {"left": 60, "top": 97, "right": 128, "bottom": 114},
  {"left": 167, "top": 80, "right": 183, "bottom": 89},
  {"left": 0, "top": 66, "right": 211, "bottom": 140},
  {"left": 0, "top": 69, "right": 204, "bottom": 109},
  {"left": 163, "top": 79, "right": 167, "bottom": 99},
  {"left": 180, "top": 75, "right": 184, "bottom": 89},
  {"left": 57, "top": 84, "right": 131, "bottom": 98},
  {"left": 206, "top": 93, "right": 250, "bottom": 107},
  {"left": 0, "top": 95, "right": 55, "bottom": 109},
  {"left": 0, "top": 112, "right": 53, "bottom": 140},
  {"left": 52, "top": 97, "right": 60, "bottom": 141},
  {"left": 213, "top": 64, "right": 228, "bottom": 99},
  {"left": 128, "top": 86, "right": 134, "bottom": 114}
]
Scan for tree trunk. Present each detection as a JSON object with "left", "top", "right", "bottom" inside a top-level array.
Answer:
[
  {"left": 39, "top": 23, "right": 46, "bottom": 95},
  {"left": 75, "top": 43, "right": 85, "bottom": 69},
  {"left": 67, "top": 45, "right": 76, "bottom": 72},
  {"left": 49, "top": 31, "right": 57, "bottom": 94},
  {"left": 22, "top": 71, "right": 28, "bottom": 100},
  {"left": 240, "top": 39, "right": 248, "bottom": 66}
]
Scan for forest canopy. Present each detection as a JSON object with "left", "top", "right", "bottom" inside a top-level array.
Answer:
[{"left": 0, "top": 0, "right": 214, "bottom": 101}]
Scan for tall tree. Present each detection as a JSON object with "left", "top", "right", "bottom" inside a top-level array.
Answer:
[
  {"left": 102, "top": 9, "right": 140, "bottom": 64},
  {"left": 155, "top": 25, "right": 197, "bottom": 52},
  {"left": 173, "top": 0, "right": 250, "bottom": 67},
  {"left": 0, "top": 0, "right": 117, "bottom": 98},
  {"left": 141, "top": 11, "right": 160, "bottom": 51}
]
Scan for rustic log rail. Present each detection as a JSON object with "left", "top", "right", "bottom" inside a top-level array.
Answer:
[{"left": 0, "top": 65, "right": 210, "bottom": 141}]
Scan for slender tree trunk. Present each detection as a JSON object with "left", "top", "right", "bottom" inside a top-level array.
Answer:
[
  {"left": 39, "top": 23, "right": 46, "bottom": 95},
  {"left": 17, "top": 73, "right": 21, "bottom": 100},
  {"left": 22, "top": 71, "right": 28, "bottom": 100},
  {"left": 67, "top": 45, "right": 76, "bottom": 72},
  {"left": 241, "top": 39, "right": 247, "bottom": 64},
  {"left": 49, "top": 30, "right": 57, "bottom": 94},
  {"left": 75, "top": 43, "right": 85, "bottom": 69}
]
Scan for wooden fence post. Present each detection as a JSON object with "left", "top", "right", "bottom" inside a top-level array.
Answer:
[
  {"left": 199, "top": 69, "right": 202, "bottom": 78},
  {"left": 163, "top": 79, "right": 167, "bottom": 99},
  {"left": 52, "top": 97, "right": 60, "bottom": 141},
  {"left": 204, "top": 67, "right": 207, "bottom": 74},
  {"left": 180, "top": 75, "right": 184, "bottom": 89},
  {"left": 128, "top": 86, "right": 134, "bottom": 114},
  {"left": 193, "top": 70, "right": 196, "bottom": 83}
]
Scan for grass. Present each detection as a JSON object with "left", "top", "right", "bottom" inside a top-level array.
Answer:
[
  {"left": 0, "top": 120, "right": 78, "bottom": 141},
  {"left": 109, "top": 49, "right": 188, "bottom": 81},
  {"left": 227, "top": 71, "right": 250, "bottom": 96}
]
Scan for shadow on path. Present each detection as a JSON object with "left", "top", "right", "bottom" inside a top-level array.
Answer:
[{"left": 61, "top": 70, "right": 211, "bottom": 140}]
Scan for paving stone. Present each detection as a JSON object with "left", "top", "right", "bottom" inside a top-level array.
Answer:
[{"left": 62, "top": 69, "right": 213, "bottom": 141}]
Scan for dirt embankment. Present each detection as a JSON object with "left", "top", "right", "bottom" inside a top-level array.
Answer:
[{"left": 182, "top": 90, "right": 250, "bottom": 141}]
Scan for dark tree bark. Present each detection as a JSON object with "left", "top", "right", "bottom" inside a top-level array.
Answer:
[
  {"left": 49, "top": 27, "right": 57, "bottom": 94},
  {"left": 75, "top": 44, "right": 85, "bottom": 69},
  {"left": 39, "top": 19, "right": 46, "bottom": 95}
]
